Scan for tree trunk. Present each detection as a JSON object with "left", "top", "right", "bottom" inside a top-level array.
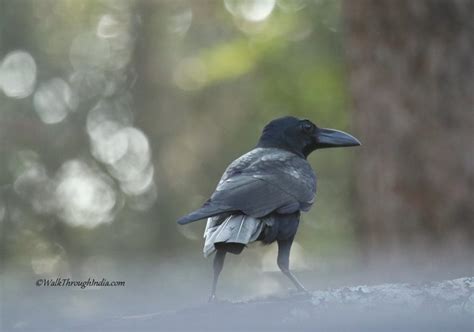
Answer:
[{"left": 343, "top": 0, "right": 474, "bottom": 271}]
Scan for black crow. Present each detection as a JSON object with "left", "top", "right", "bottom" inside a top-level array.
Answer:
[{"left": 177, "top": 116, "right": 360, "bottom": 301}]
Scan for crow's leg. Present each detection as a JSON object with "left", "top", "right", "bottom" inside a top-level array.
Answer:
[
  {"left": 277, "top": 238, "right": 308, "bottom": 293},
  {"left": 209, "top": 249, "right": 226, "bottom": 302}
]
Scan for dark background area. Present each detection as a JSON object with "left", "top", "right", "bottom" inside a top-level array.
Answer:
[{"left": 1, "top": 0, "right": 472, "bottom": 330}]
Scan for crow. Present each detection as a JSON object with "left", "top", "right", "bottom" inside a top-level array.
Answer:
[{"left": 177, "top": 116, "right": 360, "bottom": 301}]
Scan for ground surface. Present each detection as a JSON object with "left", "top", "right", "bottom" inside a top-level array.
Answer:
[
  {"left": 79, "top": 277, "right": 474, "bottom": 331},
  {"left": 3, "top": 260, "right": 473, "bottom": 332}
]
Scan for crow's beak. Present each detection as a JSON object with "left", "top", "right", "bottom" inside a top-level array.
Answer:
[{"left": 315, "top": 128, "right": 361, "bottom": 149}]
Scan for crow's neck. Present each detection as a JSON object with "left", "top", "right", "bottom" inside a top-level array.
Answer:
[{"left": 257, "top": 137, "right": 305, "bottom": 159}]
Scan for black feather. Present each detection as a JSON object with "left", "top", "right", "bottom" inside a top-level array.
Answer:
[
  {"left": 177, "top": 201, "right": 234, "bottom": 225},
  {"left": 177, "top": 147, "right": 316, "bottom": 225},
  {"left": 258, "top": 212, "right": 300, "bottom": 244}
]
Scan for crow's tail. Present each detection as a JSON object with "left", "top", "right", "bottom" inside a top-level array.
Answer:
[{"left": 177, "top": 202, "right": 234, "bottom": 225}]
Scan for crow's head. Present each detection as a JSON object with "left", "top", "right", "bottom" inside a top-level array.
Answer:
[{"left": 257, "top": 116, "right": 361, "bottom": 158}]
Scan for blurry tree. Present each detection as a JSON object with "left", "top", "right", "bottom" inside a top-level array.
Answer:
[{"left": 344, "top": 0, "right": 474, "bottom": 272}]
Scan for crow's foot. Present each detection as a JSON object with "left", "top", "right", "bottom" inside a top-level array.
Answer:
[{"left": 208, "top": 294, "right": 218, "bottom": 303}]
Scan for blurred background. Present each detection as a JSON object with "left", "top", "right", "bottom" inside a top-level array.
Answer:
[{"left": 1, "top": 0, "right": 472, "bottom": 330}]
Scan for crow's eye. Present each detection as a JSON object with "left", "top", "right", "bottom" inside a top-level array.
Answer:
[{"left": 301, "top": 122, "right": 313, "bottom": 133}]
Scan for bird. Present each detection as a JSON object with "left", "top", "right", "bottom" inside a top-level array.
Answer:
[{"left": 177, "top": 116, "right": 360, "bottom": 301}]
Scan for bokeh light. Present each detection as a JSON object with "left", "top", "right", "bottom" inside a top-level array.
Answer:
[
  {"left": 106, "top": 127, "right": 156, "bottom": 201},
  {"left": 90, "top": 121, "right": 130, "bottom": 165},
  {"left": 0, "top": 51, "right": 37, "bottom": 98},
  {"left": 33, "top": 78, "right": 77, "bottom": 124},
  {"left": 97, "top": 14, "right": 123, "bottom": 39},
  {"left": 12, "top": 151, "right": 56, "bottom": 215},
  {"left": 85, "top": 96, "right": 156, "bottom": 209},
  {"left": 55, "top": 160, "right": 117, "bottom": 228},
  {"left": 224, "top": 0, "right": 276, "bottom": 22},
  {"left": 31, "top": 242, "right": 69, "bottom": 277},
  {"left": 166, "top": 2, "right": 193, "bottom": 36}
]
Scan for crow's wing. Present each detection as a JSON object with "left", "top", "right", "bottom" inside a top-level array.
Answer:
[
  {"left": 177, "top": 148, "right": 316, "bottom": 225},
  {"left": 211, "top": 174, "right": 300, "bottom": 217}
]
